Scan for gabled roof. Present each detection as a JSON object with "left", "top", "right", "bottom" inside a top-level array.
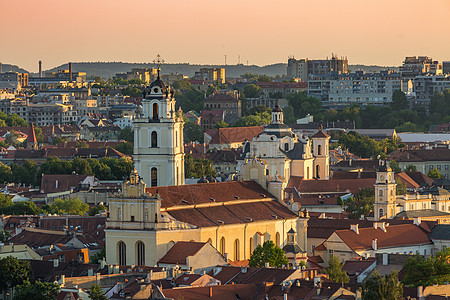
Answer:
[
  {"left": 208, "top": 266, "right": 297, "bottom": 286},
  {"left": 395, "top": 209, "right": 450, "bottom": 219},
  {"left": 145, "top": 181, "right": 274, "bottom": 208},
  {"left": 342, "top": 258, "right": 376, "bottom": 276},
  {"left": 40, "top": 174, "right": 93, "bottom": 194},
  {"left": 389, "top": 148, "right": 450, "bottom": 162},
  {"left": 158, "top": 241, "right": 206, "bottom": 265},
  {"left": 334, "top": 224, "right": 431, "bottom": 252},
  {"left": 429, "top": 225, "right": 450, "bottom": 240},
  {"left": 209, "top": 126, "right": 264, "bottom": 145},
  {"left": 311, "top": 130, "right": 330, "bottom": 139},
  {"left": 395, "top": 172, "right": 421, "bottom": 189},
  {"left": 296, "top": 177, "right": 376, "bottom": 194}
]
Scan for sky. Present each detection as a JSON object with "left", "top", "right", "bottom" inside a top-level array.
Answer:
[{"left": 1, "top": 0, "right": 449, "bottom": 72}]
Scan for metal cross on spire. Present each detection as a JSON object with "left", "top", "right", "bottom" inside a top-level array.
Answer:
[{"left": 153, "top": 54, "right": 164, "bottom": 78}]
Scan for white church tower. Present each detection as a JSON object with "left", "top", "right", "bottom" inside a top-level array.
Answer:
[
  {"left": 373, "top": 163, "right": 397, "bottom": 220},
  {"left": 133, "top": 58, "right": 185, "bottom": 187}
]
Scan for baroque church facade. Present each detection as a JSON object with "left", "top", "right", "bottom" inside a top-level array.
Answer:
[
  {"left": 237, "top": 104, "right": 330, "bottom": 201},
  {"left": 133, "top": 72, "right": 185, "bottom": 187},
  {"left": 105, "top": 75, "right": 308, "bottom": 267}
]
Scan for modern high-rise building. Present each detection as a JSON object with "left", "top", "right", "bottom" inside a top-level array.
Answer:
[
  {"left": 194, "top": 67, "right": 225, "bottom": 84},
  {"left": 399, "top": 56, "right": 443, "bottom": 92}
]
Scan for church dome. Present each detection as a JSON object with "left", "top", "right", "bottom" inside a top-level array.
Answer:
[
  {"left": 149, "top": 77, "right": 168, "bottom": 95},
  {"left": 272, "top": 104, "right": 283, "bottom": 112}
]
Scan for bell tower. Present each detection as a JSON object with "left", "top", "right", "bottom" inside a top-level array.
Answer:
[
  {"left": 311, "top": 125, "right": 330, "bottom": 180},
  {"left": 133, "top": 55, "right": 185, "bottom": 187},
  {"left": 374, "top": 163, "right": 397, "bottom": 220}
]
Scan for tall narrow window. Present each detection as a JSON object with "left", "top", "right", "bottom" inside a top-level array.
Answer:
[
  {"left": 379, "top": 208, "right": 384, "bottom": 218},
  {"left": 118, "top": 241, "right": 126, "bottom": 265},
  {"left": 220, "top": 237, "right": 226, "bottom": 255},
  {"left": 136, "top": 241, "right": 145, "bottom": 266},
  {"left": 175, "top": 131, "right": 178, "bottom": 147},
  {"left": 316, "top": 165, "right": 320, "bottom": 179},
  {"left": 234, "top": 239, "right": 240, "bottom": 260},
  {"left": 152, "top": 103, "right": 159, "bottom": 120},
  {"left": 318, "top": 144, "right": 322, "bottom": 156},
  {"left": 151, "top": 167, "right": 157, "bottom": 187},
  {"left": 249, "top": 237, "right": 254, "bottom": 254},
  {"left": 284, "top": 143, "right": 289, "bottom": 151},
  {"left": 275, "top": 232, "right": 281, "bottom": 247},
  {"left": 151, "top": 131, "right": 157, "bottom": 147}
]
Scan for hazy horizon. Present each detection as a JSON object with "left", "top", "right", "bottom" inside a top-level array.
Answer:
[{"left": 2, "top": 0, "right": 449, "bottom": 72}]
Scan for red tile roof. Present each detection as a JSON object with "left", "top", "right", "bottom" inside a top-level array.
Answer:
[
  {"left": 389, "top": 148, "right": 450, "bottom": 162},
  {"left": 145, "top": 181, "right": 274, "bottom": 208},
  {"left": 395, "top": 172, "right": 420, "bottom": 189},
  {"left": 28, "top": 124, "right": 37, "bottom": 144},
  {"left": 209, "top": 126, "right": 264, "bottom": 145},
  {"left": 166, "top": 200, "right": 296, "bottom": 227},
  {"left": 162, "top": 283, "right": 259, "bottom": 300},
  {"left": 342, "top": 258, "right": 375, "bottom": 276},
  {"left": 40, "top": 174, "right": 93, "bottom": 193},
  {"left": 297, "top": 178, "right": 376, "bottom": 194},
  {"left": 158, "top": 241, "right": 206, "bottom": 265},
  {"left": 335, "top": 224, "right": 431, "bottom": 251}
]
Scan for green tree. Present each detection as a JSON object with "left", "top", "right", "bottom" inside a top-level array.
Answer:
[
  {"left": 428, "top": 168, "right": 442, "bottom": 179},
  {"left": 362, "top": 270, "right": 403, "bottom": 300},
  {"left": 249, "top": 240, "right": 289, "bottom": 269},
  {"left": 52, "top": 137, "right": 67, "bottom": 145},
  {"left": 233, "top": 111, "right": 271, "bottom": 127},
  {"left": 87, "top": 284, "right": 107, "bottom": 300},
  {"left": 286, "top": 92, "right": 322, "bottom": 120},
  {"left": 346, "top": 187, "right": 375, "bottom": 219},
  {"left": 0, "top": 162, "right": 12, "bottom": 183},
  {"left": 72, "top": 157, "right": 93, "bottom": 175},
  {"left": 391, "top": 90, "right": 408, "bottom": 111},
  {"left": 0, "top": 230, "right": 11, "bottom": 243},
  {"left": 243, "top": 84, "right": 261, "bottom": 98},
  {"left": 324, "top": 255, "right": 349, "bottom": 284},
  {"left": 48, "top": 198, "right": 89, "bottom": 215},
  {"left": 118, "top": 127, "right": 134, "bottom": 142},
  {"left": 0, "top": 257, "right": 31, "bottom": 297},
  {"left": 405, "top": 165, "right": 417, "bottom": 172},
  {"left": 114, "top": 142, "right": 133, "bottom": 155},
  {"left": 90, "top": 248, "right": 106, "bottom": 264},
  {"left": 215, "top": 121, "right": 229, "bottom": 129},
  {"left": 14, "top": 281, "right": 60, "bottom": 300},
  {"left": 249, "top": 105, "right": 272, "bottom": 115},
  {"left": 402, "top": 248, "right": 450, "bottom": 287},
  {"left": 172, "top": 79, "right": 192, "bottom": 91},
  {"left": 396, "top": 180, "right": 407, "bottom": 195},
  {"left": 184, "top": 121, "right": 203, "bottom": 143},
  {"left": 76, "top": 140, "right": 90, "bottom": 148},
  {"left": 184, "top": 155, "right": 216, "bottom": 178},
  {"left": 389, "top": 160, "right": 401, "bottom": 173},
  {"left": 5, "top": 114, "right": 27, "bottom": 127},
  {"left": 122, "top": 86, "right": 142, "bottom": 97},
  {"left": 40, "top": 157, "right": 72, "bottom": 175},
  {"left": 89, "top": 204, "right": 107, "bottom": 216}
]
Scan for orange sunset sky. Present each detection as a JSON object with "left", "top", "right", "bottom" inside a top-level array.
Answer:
[{"left": 1, "top": 0, "right": 449, "bottom": 72}]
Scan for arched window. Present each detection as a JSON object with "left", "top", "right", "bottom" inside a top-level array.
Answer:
[
  {"left": 136, "top": 241, "right": 145, "bottom": 266},
  {"left": 379, "top": 208, "right": 384, "bottom": 218},
  {"left": 316, "top": 165, "right": 320, "bottom": 179},
  {"left": 234, "top": 239, "right": 240, "bottom": 260},
  {"left": 284, "top": 143, "right": 289, "bottom": 151},
  {"left": 275, "top": 232, "right": 280, "bottom": 247},
  {"left": 379, "top": 190, "right": 383, "bottom": 197},
  {"left": 118, "top": 241, "right": 126, "bottom": 265},
  {"left": 318, "top": 144, "right": 322, "bottom": 156},
  {"left": 167, "top": 241, "right": 175, "bottom": 252},
  {"left": 151, "top": 131, "right": 158, "bottom": 148},
  {"left": 151, "top": 167, "right": 157, "bottom": 187},
  {"left": 152, "top": 103, "right": 159, "bottom": 120},
  {"left": 249, "top": 237, "right": 254, "bottom": 254},
  {"left": 220, "top": 237, "right": 226, "bottom": 255}
]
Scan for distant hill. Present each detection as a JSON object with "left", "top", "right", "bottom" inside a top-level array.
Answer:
[
  {"left": 0, "top": 63, "right": 29, "bottom": 74},
  {"left": 20, "top": 61, "right": 398, "bottom": 79}
]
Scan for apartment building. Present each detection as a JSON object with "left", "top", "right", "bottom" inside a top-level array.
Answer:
[
  {"left": 0, "top": 72, "right": 29, "bottom": 87},
  {"left": 194, "top": 67, "right": 225, "bottom": 84},
  {"left": 412, "top": 75, "right": 450, "bottom": 107},
  {"left": 400, "top": 56, "right": 443, "bottom": 92},
  {"left": 308, "top": 71, "right": 401, "bottom": 107},
  {"left": 287, "top": 54, "right": 348, "bottom": 80},
  {"left": 203, "top": 92, "right": 241, "bottom": 123}
]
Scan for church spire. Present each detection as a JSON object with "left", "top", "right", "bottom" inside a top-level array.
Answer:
[{"left": 27, "top": 123, "right": 38, "bottom": 150}]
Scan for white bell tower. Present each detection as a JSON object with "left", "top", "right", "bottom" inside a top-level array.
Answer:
[
  {"left": 133, "top": 55, "right": 185, "bottom": 187},
  {"left": 374, "top": 163, "right": 397, "bottom": 220}
]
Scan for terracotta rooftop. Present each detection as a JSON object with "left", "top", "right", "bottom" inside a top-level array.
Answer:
[
  {"left": 40, "top": 174, "right": 94, "bottom": 194},
  {"left": 389, "top": 148, "right": 450, "bottom": 162},
  {"left": 334, "top": 224, "right": 431, "bottom": 251},
  {"left": 296, "top": 177, "right": 376, "bottom": 194},
  {"left": 162, "top": 283, "right": 259, "bottom": 300},
  {"left": 166, "top": 200, "right": 297, "bottom": 227},
  {"left": 158, "top": 241, "right": 206, "bottom": 265},
  {"left": 342, "top": 258, "right": 376, "bottom": 276},
  {"left": 209, "top": 126, "right": 264, "bottom": 145},
  {"left": 208, "top": 266, "right": 297, "bottom": 286},
  {"left": 145, "top": 180, "right": 275, "bottom": 208}
]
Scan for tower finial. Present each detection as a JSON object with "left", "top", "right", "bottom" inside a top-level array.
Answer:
[{"left": 153, "top": 54, "right": 164, "bottom": 79}]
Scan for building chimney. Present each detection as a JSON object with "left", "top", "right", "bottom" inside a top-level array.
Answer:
[
  {"left": 69, "top": 62, "right": 73, "bottom": 82},
  {"left": 209, "top": 286, "right": 213, "bottom": 298},
  {"left": 372, "top": 239, "right": 378, "bottom": 251},
  {"left": 413, "top": 217, "right": 421, "bottom": 226},
  {"left": 265, "top": 262, "right": 270, "bottom": 268},
  {"left": 350, "top": 224, "right": 359, "bottom": 234},
  {"left": 417, "top": 286, "right": 423, "bottom": 299},
  {"left": 374, "top": 222, "right": 387, "bottom": 232},
  {"left": 39, "top": 61, "right": 42, "bottom": 78}
]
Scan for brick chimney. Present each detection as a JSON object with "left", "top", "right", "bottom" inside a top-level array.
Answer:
[{"left": 350, "top": 224, "right": 359, "bottom": 234}]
